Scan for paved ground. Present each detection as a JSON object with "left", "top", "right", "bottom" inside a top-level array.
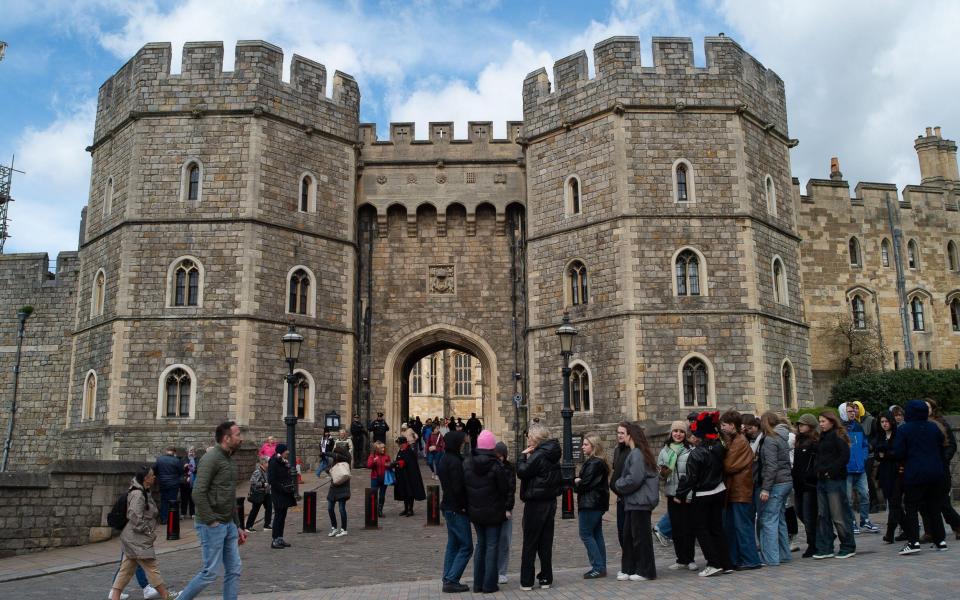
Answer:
[{"left": 1, "top": 463, "right": 958, "bottom": 599}]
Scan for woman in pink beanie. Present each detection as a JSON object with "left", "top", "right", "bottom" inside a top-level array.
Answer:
[{"left": 464, "top": 430, "right": 511, "bottom": 593}]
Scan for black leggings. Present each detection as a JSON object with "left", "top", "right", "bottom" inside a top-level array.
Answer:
[{"left": 328, "top": 499, "right": 347, "bottom": 530}]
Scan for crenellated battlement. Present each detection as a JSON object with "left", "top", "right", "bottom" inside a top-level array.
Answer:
[
  {"left": 359, "top": 121, "right": 524, "bottom": 146},
  {"left": 358, "top": 121, "right": 524, "bottom": 163},
  {"left": 522, "top": 35, "right": 787, "bottom": 140},
  {"left": 93, "top": 40, "right": 360, "bottom": 147}
]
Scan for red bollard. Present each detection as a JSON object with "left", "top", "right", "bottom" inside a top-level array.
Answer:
[
  {"left": 561, "top": 484, "right": 575, "bottom": 519},
  {"left": 427, "top": 485, "right": 441, "bottom": 526},
  {"left": 364, "top": 488, "right": 379, "bottom": 529},
  {"left": 166, "top": 508, "right": 180, "bottom": 540},
  {"left": 302, "top": 491, "right": 317, "bottom": 533}
]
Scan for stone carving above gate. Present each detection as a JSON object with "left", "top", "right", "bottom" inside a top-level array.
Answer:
[{"left": 429, "top": 264, "right": 456, "bottom": 295}]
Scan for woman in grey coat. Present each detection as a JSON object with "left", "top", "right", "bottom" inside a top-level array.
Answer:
[
  {"left": 110, "top": 466, "right": 178, "bottom": 600},
  {"left": 613, "top": 422, "right": 660, "bottom": 582},
  {"left": 757, "top": 411, "right": 794, "bottom": 566}
]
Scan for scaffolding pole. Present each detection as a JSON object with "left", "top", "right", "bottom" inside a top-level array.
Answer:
[{"left": 0, "top": 156, "right": 24, "bottom": 254}]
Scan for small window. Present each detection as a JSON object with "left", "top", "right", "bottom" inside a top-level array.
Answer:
[
  {"left": 675, "top": 249, "right": 701, "bottom": 296},
  {"left": 571, "top": 364, "right": 590, "bottom": 411},
  {"left": 299, "top": 174, "right": 316, "bottom": 213},
  {"left": 294, "top": 373, "right": 309, "bottom": 419},
  {"left": 672, "top": 159, "right": 695, "bottom": 203},
  {"left": 103, "top": 177, "right": 114, "bottom": 217},
  {"left": 676, "top": 164, "right": 689, "bottom": 202},
  {"left": 682, "top": 357, "right": 710, "bottom": 407},
  {"left": 174, "top": 260, "right": 200, "bottom": 307},
  {"left": 772, "top": 257, "right": 788, "bottom": 305},
  {"left": 187, "top": 164, "right": 200, "bottom": 201},
  {"left": 567, "top": 260, "right": 589, "bottom": 306},
  {"left": 952, "top": 298, "right": 960, "bottom": 332},
  {"left": 82, "top": 371, "right": 97, "bottom": 421},
  {"left": 851, "top": 295, "right": 866, "bottom": 329},
  {"left": 411, "top": 361, "right": 423, "bottom": 395},
  {"left": 428, "top": 354, "right": 438, "bottom": 394},
  {"left": 164, "top": 368, "right": 191, "bottom": 417},
  {"left": 781, "top": 361, "right": 795, "bottom": 409},
  {"left": 92, "top": 269, "right": 106, "bottom": 317},
  {"left": 881, "top": 239, "right": 891, "bottom": 267},
  {"left": 288, "top": 269, "right": 311, "bottom": 315},
  {"left": 454, "top": 353, "right": 473, "bottom": 396},
  {"left": 565, "top": 176, "right": 581, "bottom": 215},
  {"left": 908, "top": 239, "right": 919, "bottom": 270},
  {"left": 765, "top": 175, "right": 777, "bottom": 216},
  {"left": 893, "top": 351, "right": 900, "bottom": 370},
  {"left": 948, "top": 241, "right": 959, "bottom": 272},
  {"left": 911, "top": 297, "right": 925, "bottom": 331},
  {"left": 180, "top": 160, "right": 203, "bottom": 203},
  {"left": 849, "top": 237, "right": 862, "bottom": 267}
]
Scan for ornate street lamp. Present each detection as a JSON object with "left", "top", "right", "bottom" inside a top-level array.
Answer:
[
  {"left": 555, "top": 312, "right": 578, "bottom": 519},
  {"left": 2, "top": 306, "right": 32, "bottom": 472},
  {"left": 282, "top": 322, "right": 304, "bottom": 494}
]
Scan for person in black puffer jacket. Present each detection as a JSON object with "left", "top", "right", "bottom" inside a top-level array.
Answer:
[
  {"left": 437, "top": 431, "right": 471, "bottom": 593},
  {"left": 873, "top": 411, "right": 903, "bottom": 543},
  {"left": 791, "top": 413, "right": 819, "bottom": 557},
  {"left": 574, "top": 433, "right": 610, "bottom": 578},
  {"left": 268, "top": 444, "right": 297, "bottom": 549},
  {"left": 516, "top": 423, "right": 562, "bottom": 590},
  {"left": 464, "top": 430, "right": 509, "bottom": 594},
  {"left": 893, "top": 399, "right": 946, "bottom": 553},
  {"left": 813, "top": 411, "right": 854, "bottom": 558}
]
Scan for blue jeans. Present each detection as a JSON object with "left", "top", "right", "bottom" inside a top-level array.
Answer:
[
  {"left": 497, "top": 516, "right": 512, "bottom": 576},
  {"left": 442, "top": 511, "right": 473, "bottom": 584},
  {"left": 371, "top": 479, "right": 387, "bottom": 509},
  {"left": 656, "top": 511, "right": 672, "bottom": 538},
  {"left": 846, "top": 471, "right": 870, "bottom": 525},
  {"left": 816, "top": 479, "right": 856, "bottom": 555},
  {"left": 179, "top": 521, "right": 242, "bottom": 600},
  {"left": 473, "top": 523, "right": 501, "bottom": 592},
  {"left": 578, "top": 509, "right": 607, "bottom": 572},
  {"left": 328, "top": 499, "right": 347, "bottom": 530},
  {"left": 316, "top": 456, "right": 330, "bottom": 476},
  {"left": 113, "top": 551, "right": 148, "bottom": 589},
  {"left": 724, "top": 502, "right": 761, "bottom": 568},
  {"left": 159, "top": 485, "right": 179, "bottom": 524},
  {"left": 758, "top": 481, "right": 793, "bottom": 565}
]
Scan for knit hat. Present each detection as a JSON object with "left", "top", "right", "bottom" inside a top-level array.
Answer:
[
  {"left": 476, "top": 430, "right": 496, "bottom": 450},
  {"left": 686, "top": 411, "right": 699, "bottom": 423},
  {"left": 690, "top": 411, "right": 720, "bottom": 440},
  {"left": 275, "top": 443, "right": 288, "bottom": 454},
  {"left": 669, "top": 420, "right": 688, "bottom": 434},
  {"left": 494, "top": 442, "right": 508, "bottom": 457},
  {"left": 796, "top": 413, "right": 819, "bottom": 429}
]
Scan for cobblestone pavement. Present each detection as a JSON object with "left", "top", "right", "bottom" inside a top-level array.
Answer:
[{"left": 1, "top": 464, "right": 958, "bottom": 599}]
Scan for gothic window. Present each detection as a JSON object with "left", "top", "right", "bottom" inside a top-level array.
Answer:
[
  {"left": 570, "top": 364, "right": 591, "bottom": 412},
  {"left": 171, "top": 258, "right": 201, "bottom": 307},
  {"left": 681, "top": 357, "right": 710, "bottom": 408},
  {"left": 949, "top": 241, "right": 959, "bottom": 272},
  {"left": 294, "top": 373, "right": 309, "bottom": 419},
  {"left": 91, "top": 269, "right": 106, "bottom": 317},
  {"left": 881, "top": 238, "right": 891, "bottom": 267},
  {"left": 454, "top": 353, "right": 472, "bottom": 396},
  {"left": 911, "top": 296, "right": 925, "bottom": 331},
  {"left": 851, "top": 295, "right": 866, "bottom": 330},
  {"left": 772, "top": 257, "right": 788, "bottom": 305},
  {"left": 675, "top": 249, "right": 701, "bottom": 296},
  {"left": 288, "top": 269, "right": 310, "bottom": 315},
  {"left": 676, "top": 164, "right": 688, "bottom": 202},
  {"left": 299, "top": 173, "right": 316, "bottom": 213},
  {"left": 781, "top": 361, "right": 795, "bottom": 410},
  {"left": 952, "top": 298, "right": 960, "bottom": 332},
  {"left": 411, "top": 362, "right": 423, "bottom": 395},
  {"left": 164, "top": 368, "right": 191, "bottom": 418},
  {"left": 765, "top": 175, "right": 777, "bottom": 216},
  {"left": 849, "top": 237, "right": 862, "bottom": 267},
  {"left": 103, "top": 177, "right": 114, "bottom": 217},
  {"left": 565, "top": 176, "right": 581, "bottom": 215},
  {"left": 908, "top": 239, "right": 919, "bottom": 270},
  {"left": 567, "top": 260, "right": 589, "bottom": 306},
  {"left": 672, "top": 159, "right": 695, "bottom": 203},
  {"left": 428, "top": 355, "right": 438, "bottom": 394},
  {"left": 82, "top": 371, "right": 97, "bottom": 421}
]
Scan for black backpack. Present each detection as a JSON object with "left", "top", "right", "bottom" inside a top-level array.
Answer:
[{"left": 106, "top": 488, "right": 142, "bottom": 530}]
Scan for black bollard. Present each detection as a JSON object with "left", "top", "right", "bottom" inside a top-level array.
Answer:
[
  {"left": 235, "top": 497, "right": 246, "bottom": 529},
  {"left": 561, "top": 484, "right": 575, "bottom": 519},
  {"left": 302, "top": 491, "right": 317, "bottom": 533},
  {"left": 364, "top": 487, "right": 379, "bottom": 529},
  {"left": 426, "top": 485, "right": 441, "bottom": 526},
  {"left": 166, "top": 508, "right": 180, "bottom": 540}
]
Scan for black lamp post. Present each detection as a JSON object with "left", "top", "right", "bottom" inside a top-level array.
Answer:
[
  {"left": 282, "top": 323, "right": 304, "bottom": 495},
  {"left": 556, "top": 312, "right": 578, "bottom": 519},
  {"left": 324, "top": 410, "right": 341, "bottom": 433},
  {"left": 2, "top": 306, "right": 32, "bottom": 473}
]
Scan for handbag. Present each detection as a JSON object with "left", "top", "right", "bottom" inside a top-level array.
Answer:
[
  {"left": 330, "top": 462, "right": 351, "bottom": 486},
  {"left": 384, "top": 467, "right": 396, "bottom": 486}
]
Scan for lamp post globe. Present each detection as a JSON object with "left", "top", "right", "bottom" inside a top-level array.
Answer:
[
  {"left": 555, "top": 312, "right": 578, "bottom": 518},
  {"left": 282, "top": 323, "right": 304, "bottom": 495}
]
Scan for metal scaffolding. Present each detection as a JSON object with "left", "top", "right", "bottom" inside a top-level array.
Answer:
[{"left": 0, "top": 156, "right": 24, "bottom": 254}]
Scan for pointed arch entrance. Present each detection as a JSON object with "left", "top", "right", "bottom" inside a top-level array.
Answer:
[{"left": 383, "top": 324, "right": 502, "bottom": 439}]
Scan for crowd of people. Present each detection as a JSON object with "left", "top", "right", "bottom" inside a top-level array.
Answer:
[{"left": 105, "top": 400, "right": 957, "bottom": 599}]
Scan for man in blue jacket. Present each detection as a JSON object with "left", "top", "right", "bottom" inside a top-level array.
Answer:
[
  {"left": 154, "top": 445, "right": 183, "bottom": 525},
  {"left": 843, "top": 404, "right": 879, "bottom": 533},
  {"left": 893, "top": 399, "right": 947, "bottom": 554}
]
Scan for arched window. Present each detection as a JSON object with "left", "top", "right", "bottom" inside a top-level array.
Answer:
[
  {"left": 187, "top": 164, "right": 200, "bottom": 200},
  {"left": 567, "top": 260, "right": 589, "bottom": 306},
  {"left": 911, "top": 296, "right": 925, "bottom": 331},
  {"left": 948, "top": 241, "right": 959, "bottom": 272},
  {"left": 103, "top": 177, "right": 114, "bottom": 217},
  {"left": 881, "top": 238, "right": 891, "bottom": 268},
  {"left": 681, "top": 356, "right": 710, "bottom": 407},
  {"left": 180, "top": 159, "right": 203, "bottom": 203},
  {"left": 849, "top": 237, "right": 862, "bottom": 267},
  {"left": 91, "top": 269, "right": 106, "bottom": 317},
  {"left": 675, "top": 249, "right": 701, "bottom": 296},
  {"left": 173, "top": 259, "right": 200, "bottom": 307},
  {"left": 565, "top": 176, "right": 581, "bottom": 215},
  {"left": 951, "top": 298, "right": 960, "bottom": 332},
  {"left": 781, "top": 361, "right": 795, "bottom": 409},
  {"left": 765, "top": 175, "right": 777, "bottom": 216},
  {"left": 851, "top": 294, "right": 866, "bottom": 330},
  {"left": 164, "top": 368, "right": 191, "bottom": 417},
  {"left": 772, "top": 257, "right": 788, "bottom": 305},
  {"left": 82, "top": 371, "right": 97, "bottom": 421},
  {"left": 907, "top": 239, "right": 919, "bottom": 270},
  {"left": 672, "top": 159, "right": 696, "bottom": 203},
  {"left": 294, "top": 372, "right": 309, "bottom": 419},
  {"left": 676, "top": 164, "right": 689, "bottom": 202},
  {"left": 288, "top": 269, "right": 310, "bottom": 315},
  {"left": 570, "top": 363, "right": 591, "bottom": 412},
  {"left": 454, "top": 353, "right": 472, "bottom": 396},
  {"left": 300, "top": 175, "right": 312, "bottom": 212}
]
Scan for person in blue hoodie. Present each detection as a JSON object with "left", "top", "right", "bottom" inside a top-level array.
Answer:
[
  {"left": 893, "top": 399, "right": 947, "bottom": 554},
  {"left": 842, "top": 403, "right": 879, "bottom": 534}
]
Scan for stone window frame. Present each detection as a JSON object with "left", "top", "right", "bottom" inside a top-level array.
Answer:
[
  {"left": 91, "top": 268, "right": 107, "bottom": 318},
  {"left": 780, "top": 358, "right": 796, "bottom": 410},
  {"left": 454, "top": 352, "right": 473, "bottom": 397},
  {"left": 179, "top": 158, "right": 204, "bottom": 203},
  {"left": 671, "top": 246, "right": 709, "bottom": 297},
  {"left": 282, "top": 368, "right": 315, "bottom": 423},
  {"left": 947, "top": 291, "right": 960, "bottom": 333},
  {"left": 880, "top": 238, "right": 891, "bottom": 268},
  {"left": 564, "top": 258, "right": 590, "bottom": 307},
  {"left": 672, "top": 159, "right": 696, "bottom": 204},
  {"left": 285, "top": 265, "right": 317, "bottom": 318},
  {"left": 156, "top": 363, "right": 197, "bottom": 420},
  {"left": 103, "top": 176, "right": 114, "bottom": 218},
  {"left": 82, "top": 370, "right": 98, "bottom": 422},
  {"left": 907, "top": 239, "right": 920, "bottom": 270},
  {"left": 848, "top": 236, "right": 863, "bottom": 268},
  {"left": 845, "top": 286, "right": 876, "bottom": 331},
  {"left": 298, "top": 171, "right": 317, "bottom": 213},
  {"left": 166, "top": 256, "right": 205, "bottom": 308},
  {"left": 947, "top": 241, "right": 959, "bottom": 273},
  {"left": 569, "top": 359, "right": 594, "bottom": 414},
  {"left": 564, "top": 174, "right": 582, "bottom": 216},
  {"left": 907, "top": 289, "right": 932, "bottom": 332},
  {"left": 411, "top": 361, "right": 423, "bottom": 395},
  {"left": 771, "top": 255, "right": 789, "bottom": 306},
  {"left": 764, "top": 174, "right": 777, "bottom": 217},
  {"left": 678, "top": 352, "right": 716, "bottom": 409}
]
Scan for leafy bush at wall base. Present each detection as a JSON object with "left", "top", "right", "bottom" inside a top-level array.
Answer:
[
  {"left": 829, "top": 369, "right": 960, "bottom": 416},
  {"left": 786, "top": 406, "right": 838, "bottom": 423}
]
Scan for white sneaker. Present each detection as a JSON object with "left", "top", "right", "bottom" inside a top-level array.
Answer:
[
  {"left": 335, "top": 529, "right": 348, "bottom": 537},
  {"left": 327, "top": 527, "right": 340, "bottom": 537},
  {"left": 143, "top": 585, "right": 162, "bottom": 600},
  {"left": 629, "top": 574, "right": 647, "bottom": 581},
  {"left": 108, "top": 593, "right": 130, "bottom": 600},
  {"left": 668, "top": 562, "right": 685, "bottom": 570},
  {"left": 698, "top": 566, "right": 722, "bottom": 577},
  {"left": 616, "top": 572, "right": 630, "bottom": 581},
  {"left": 687, "top": 562, "right": 699, "bottom": 571},
  {"left": 498, "top": 575, "right": 508, "bottom": 584}
]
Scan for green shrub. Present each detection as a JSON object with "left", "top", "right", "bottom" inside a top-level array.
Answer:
[
  {"left": 786, "top": 406, "right": 838, "bottom": 423},
  {"left": 829, "top": 369, "right": 960, "bottom": 415}
]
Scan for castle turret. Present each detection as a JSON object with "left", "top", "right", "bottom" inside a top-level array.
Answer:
[{"left": 915, "top": 126, "right": 959, "bottom": 185}]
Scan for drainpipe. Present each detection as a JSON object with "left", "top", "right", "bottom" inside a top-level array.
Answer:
[{"left": 886, "top": 192, "right": 914, "bottom": 368}]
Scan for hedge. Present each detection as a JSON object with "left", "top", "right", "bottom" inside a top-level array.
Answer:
[{"left": 829, "top": 369, "right": 960, "bottom": 416}]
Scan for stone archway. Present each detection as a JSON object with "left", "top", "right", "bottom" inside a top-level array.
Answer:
[{"left": 383, "top": 324, "right": 502, "bottom": 439}]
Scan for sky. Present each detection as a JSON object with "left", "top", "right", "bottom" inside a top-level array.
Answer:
[{"left": 1, "top": 0, "right": 958, "bottom": 258}]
